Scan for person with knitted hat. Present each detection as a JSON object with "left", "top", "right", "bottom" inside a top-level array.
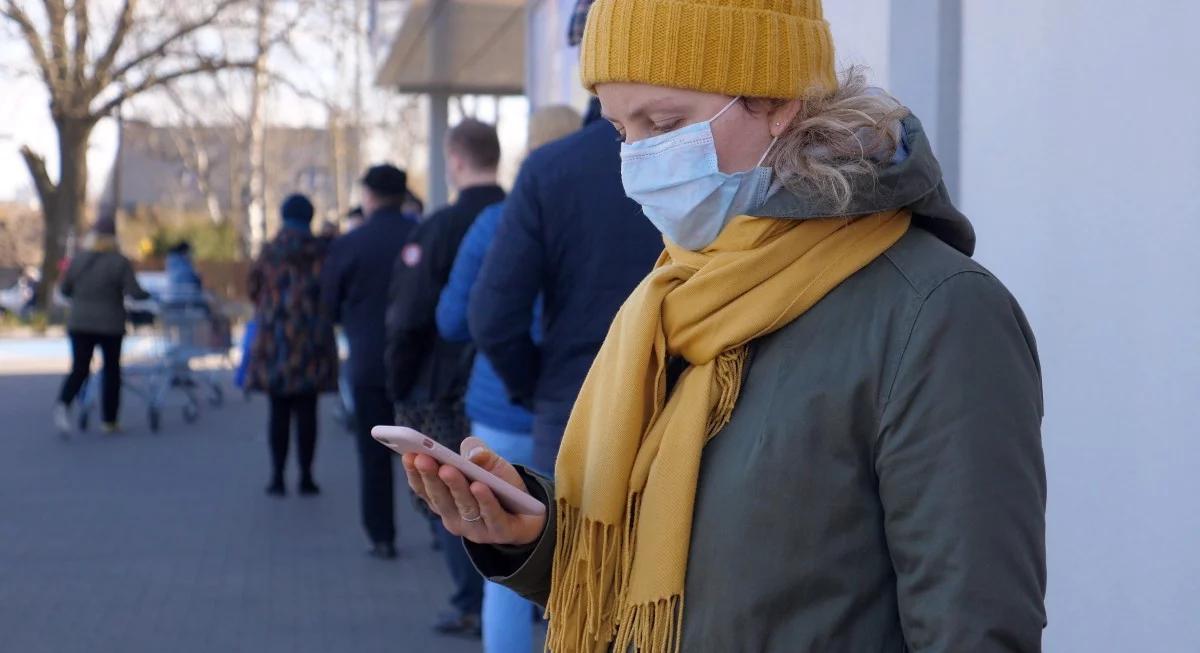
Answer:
[
  {"left": 407, "top": 1, "right": 1047, "bottom": 650},
  {"left": 246, "top": 193, "right": 339, "bottom": 496}
]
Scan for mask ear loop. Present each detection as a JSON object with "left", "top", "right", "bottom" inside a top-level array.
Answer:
[
  {"left": 756, "top": 136, "right": 779, "bottom": 168},
  {"left": 712, "top": 96, "right": 742, "bottom": 122},
  {"left": 716, "top": 97, "right": 780, "bottom": 168}
]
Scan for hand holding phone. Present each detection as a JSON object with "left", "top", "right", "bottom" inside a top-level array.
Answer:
[{"left": 378, "top": 426, "right": 548, "bottom": 547}]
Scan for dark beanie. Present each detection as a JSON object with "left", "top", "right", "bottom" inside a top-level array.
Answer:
[
  {"left": 93, "top": 214, "right": 117, "bottom": 236},
  {"left": 281, "top": 194, "right": 314, "bottom": 225},
  {"left": 361, "top": 164, "right": 408, "bottom": 197}
]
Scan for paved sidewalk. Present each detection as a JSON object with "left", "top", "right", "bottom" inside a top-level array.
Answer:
[{"left": 0, "top": 371, "right": 531, "bottom": 653}]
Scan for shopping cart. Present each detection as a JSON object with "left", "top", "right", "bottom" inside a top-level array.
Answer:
[{"left": 77, "top": 296, "right": 233, "bottom": 433}]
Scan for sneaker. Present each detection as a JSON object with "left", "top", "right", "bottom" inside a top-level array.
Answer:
[
  {"left": 101, "top": 422, "right": 122, "bottom": 435},
  {"left": 432, "top": 612, "right": 481, "bottom": 639},
  {"left": 265, "top": 478, "right": 286, "bottom": 497},
  {"left": 53, "top": 403, "right": 71, "bottom": 437}
]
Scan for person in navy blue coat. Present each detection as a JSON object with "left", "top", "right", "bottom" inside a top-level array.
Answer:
[
  {"left": 468, "top": 98, "right": 664, "bottom": 473},
  {"left": 321, "top": 164, "right": 417, "bottom": 560}
]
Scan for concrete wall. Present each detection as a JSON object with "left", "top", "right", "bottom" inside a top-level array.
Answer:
[{"left": 960, "top": 2, "right": 1200, "bottom": 650}]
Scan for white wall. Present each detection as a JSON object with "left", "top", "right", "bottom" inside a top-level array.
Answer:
[
  {"left": 960, "top": 2, "right": 1200, "bottom": 650},
  {"left": 525, "top": 0, "right": 590, "bottom": 112}
]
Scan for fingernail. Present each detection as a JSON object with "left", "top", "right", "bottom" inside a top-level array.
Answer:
[{"left": 467, "top": 446, "right": 486, "bottom": 460}]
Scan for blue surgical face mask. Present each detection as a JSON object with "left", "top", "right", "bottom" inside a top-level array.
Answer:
[{"left": 620, "top": 97, "right": 776, "bottom": 251}]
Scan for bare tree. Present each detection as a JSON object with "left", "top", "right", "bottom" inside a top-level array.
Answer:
[{"left": 2, "top": 0, "right": 254, "bottom": 308}]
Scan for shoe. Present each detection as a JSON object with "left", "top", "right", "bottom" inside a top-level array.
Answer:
[
  {"left": 53, "top": 403, "right": 72, "bottom": 437},
  {"left": 101, "top": 422, "right": 122, "bottom": 435},
  {"left": 265, "top": 478, "right": 286, "bottom": 497},
  {"left": 366, "top": 542, "right": 398, "bottom": 560},
  {"left": 432, "top": 612, "right": 481, "bottom": 639},
  {"left": 298, "top": 476, "right": 321, "bottom": 496}
]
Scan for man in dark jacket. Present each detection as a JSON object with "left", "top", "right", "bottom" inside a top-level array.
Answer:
[
  {"left": 385, "top": 119, "right": 505, "bottom": 638},
  {"left": 468, "top": 100, "right": 663, "bottom": 472},
  {"left": 321, "top": 164, "right": 416, "bottom": 560}
]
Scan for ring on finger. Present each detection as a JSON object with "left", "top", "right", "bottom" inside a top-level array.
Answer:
[{"left": 462, "top": 512, "right": 482, "bottom": 523}]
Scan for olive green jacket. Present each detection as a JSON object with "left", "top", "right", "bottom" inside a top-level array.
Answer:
[{"left": 468, "top": 115, "right": 1046, "bottom": 652}]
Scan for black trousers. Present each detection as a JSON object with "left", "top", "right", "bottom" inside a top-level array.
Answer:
[
  {"left": 59, "top": 331, "right": 123, "bottom": 423},
  {"left": 268, "top": 393, "right": 318, "bottom": 478},
  {"left": 353, "top": 386, "right": 396, "bottom": 545},
  {"left": 396, "top": 400, "right": 482, "bottom": 617}
]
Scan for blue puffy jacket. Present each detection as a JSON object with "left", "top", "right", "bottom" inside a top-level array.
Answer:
[{"left": 436, "top": 202, "right": 540, "bottom": 433}]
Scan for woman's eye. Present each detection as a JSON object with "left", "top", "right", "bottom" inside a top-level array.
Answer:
[{"left": 651, "top": 121, "right": 682, "bottom": 135}]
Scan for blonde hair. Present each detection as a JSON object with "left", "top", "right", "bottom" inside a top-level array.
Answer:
[
  {"left": 757, "top": 66, "right": 910, "bottom": 213},
  {"left": 527, "top": 104, "right": 583, "bottom": 152}
]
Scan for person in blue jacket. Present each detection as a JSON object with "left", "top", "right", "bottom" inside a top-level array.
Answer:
[
  {"left": 436, "top": 104, "right": 580, "bottom": 653},
  {"left": 468, "top": 97, "right": 664, "bottom": 473}
]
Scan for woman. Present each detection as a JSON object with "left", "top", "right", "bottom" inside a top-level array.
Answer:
[
  {"left": 55, "top": 214, "right": 150, "bottom": 436},
  {"left": 406, "top": 1, "right": 1047, "bottom": 651},
  {"left": 246, "top": 194, "right": 339, "bottom": 497},
  {"left": 435, "top": 104, "right": 580, "bottom": 653}
]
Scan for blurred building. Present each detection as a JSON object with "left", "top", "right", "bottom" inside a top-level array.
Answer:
[{"left": 100, "top": 120, "right": 360, "bottom": 226}]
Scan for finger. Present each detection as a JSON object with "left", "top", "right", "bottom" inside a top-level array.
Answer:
[
  {"left": 460, "top": 437, "right": 503, "bottom": 472},
  {"left": 440, "top": 465, "right": 482, "bottom": 522},
  {"left": 402, "top": 454, "right": 428, "bottom": 500},
  {"left": 471, "top": 481, "right": 511, "bottom": 530},
  {"left": 416, "top": 456, "right": 457, "bottom": 519}
]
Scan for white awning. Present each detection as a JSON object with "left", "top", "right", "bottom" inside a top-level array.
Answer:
[{"left": 375, "top": 0, "right": 526, "bottom": 96}]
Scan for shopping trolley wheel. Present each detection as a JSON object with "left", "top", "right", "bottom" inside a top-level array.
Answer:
[
  {"left": 207, "top": 385, "right": 223, "bottom": 407},
  {"left": 149, "top": 408, "right": 161, "bottom": 433},
  {"left": 183, "top": 402, "right": 199, "bottom": 424}
]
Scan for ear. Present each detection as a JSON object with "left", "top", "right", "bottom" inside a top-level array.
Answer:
[{"left": 767, "top": 99, "right": 804, "bottom": 138}]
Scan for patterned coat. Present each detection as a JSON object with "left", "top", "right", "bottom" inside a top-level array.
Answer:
[{"left": 245, "top": 228, "right": 339, "bottom": 395}]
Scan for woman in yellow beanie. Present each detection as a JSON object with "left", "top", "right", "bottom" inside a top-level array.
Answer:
[{"left": 405, "top": 1, "right": 1047, "bottom": 651}]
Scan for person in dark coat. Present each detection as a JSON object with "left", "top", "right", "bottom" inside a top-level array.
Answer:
[
  {"left": 321, "top": 164, "right": 418, "bottom": 559},
  {"left": 385, "top": 119, "right": 505, "bottom": 638},
  {"left": 55, "top": 213, "right": 150, "bottom": 436},
  {"left": 246, "top": 194, "right": 339, "bottom": 497},
  {"left": 467, "top": 98, "right": 663, "bottom": 472}
]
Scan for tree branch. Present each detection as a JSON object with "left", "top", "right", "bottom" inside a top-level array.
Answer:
[
  {"left": 41, "top": 0, "right": 69, "bottom": 86},
  {"left": 70, "top": 0, "right": 88, "bottom": 85},
  {"left": 2, "top": 1, "right": 56, "bottom": 91},
  {"left": 104, "top": 0, "right": 245, "bottom": 90},
  {"left": 90, "top": 0, "right": 134, "bottom": 91},
  {"left": 93, "top": 56, "right": 256, "bottom": 118},
  {"left": 19, "top": 145, "right": 57, "bottom": 207}
]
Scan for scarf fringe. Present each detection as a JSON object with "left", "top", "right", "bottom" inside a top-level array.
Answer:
[
  {"left": 547, "top": 501, "right": 624, "bottom": 652},
  {"left": 612, "top": 595, "right": 686, "bottom": 653}
]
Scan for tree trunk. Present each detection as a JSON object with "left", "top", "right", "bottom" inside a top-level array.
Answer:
[
  {"left": 24, "top": 117, "right": 93, "bottom": 310},
  {"left": 244, "top": 0, "right": 271, "bottom": 257}
]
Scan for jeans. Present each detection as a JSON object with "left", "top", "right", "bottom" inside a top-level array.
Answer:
[
  {"left": 59, "top": 331, "right": 123, "bottom": 423},
  {"left": 474, "top": 422, "right": 538, "bottom": 653},
  {"left": 268, "top": 393, "right": 317, "bottom": 479}
]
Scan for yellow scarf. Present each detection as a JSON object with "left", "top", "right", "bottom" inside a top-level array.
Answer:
[{"left": 547, "top": 209, "right": 911, "bottom": 652}]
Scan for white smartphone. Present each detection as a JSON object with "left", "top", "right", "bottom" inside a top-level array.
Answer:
[{"left": 372, "top": 425, "right": 547, "bottom": 517}]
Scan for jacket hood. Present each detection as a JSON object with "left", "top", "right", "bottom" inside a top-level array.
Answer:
[{"left": 751, "top": 113, "right": 975, "bottom": 256}]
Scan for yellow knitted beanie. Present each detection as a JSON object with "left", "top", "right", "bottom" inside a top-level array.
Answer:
[{"left": 579, "top": 0, "right": 837, "bottom": 99}]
